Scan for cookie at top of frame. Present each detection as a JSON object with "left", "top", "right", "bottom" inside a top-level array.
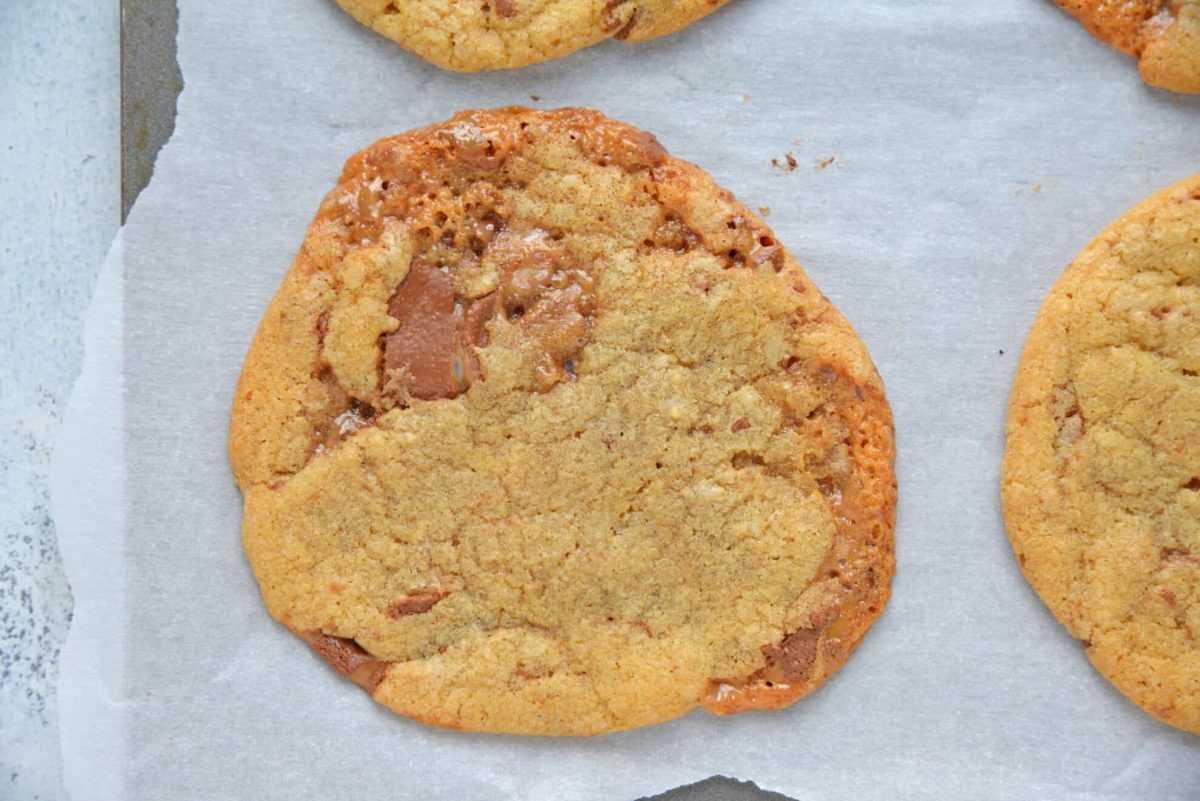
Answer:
[{"left": 332, "top": 0, "right": 732, "bottom": 71}]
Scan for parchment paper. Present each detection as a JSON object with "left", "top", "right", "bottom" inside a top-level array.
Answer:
[{"left": 54, "top": 1, "right": 1200, "bottom": 799}]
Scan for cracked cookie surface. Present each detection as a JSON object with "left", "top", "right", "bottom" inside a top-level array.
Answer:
[
  {"left": 229, "top": 108, "right": 895, "bottom": 735},
  {"left": 1002, "top": 174, "right": 1200, "bottom": 735},
  {"left": 332, "top": 0, "right": 730, "bottom": 71},
  {"left": 1054, "top": 0, "right": 1200, "bottom": 92}
]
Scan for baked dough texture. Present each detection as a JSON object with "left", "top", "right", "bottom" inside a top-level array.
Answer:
[
  {"left": 230, "top": 108, "right": 896, "bottom": 735},
  {"left": 1003, "top": 174, "right": 1200, "bottom": 735},
  {"left": 1055, "top": 0, "right": 1200, "bottom": 92},
  {"left": 332, "top": 0, "right": 730, "bottom": 71}
]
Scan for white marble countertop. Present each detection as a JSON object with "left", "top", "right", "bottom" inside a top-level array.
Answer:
[{"left": 0, "top": 4, "right": 119, "bottom": 798}]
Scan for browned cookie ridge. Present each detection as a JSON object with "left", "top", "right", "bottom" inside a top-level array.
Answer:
[
  {"left": 230, "top": 108, "right": 896, "bottom": 735},
  {"left": 1055, "top": 0, "right": 1200, "bottom": 92}
]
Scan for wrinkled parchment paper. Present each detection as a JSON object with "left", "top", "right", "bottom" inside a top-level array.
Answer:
[{"left": 55, "top": 1, "right": 1200, "bottom": 798}]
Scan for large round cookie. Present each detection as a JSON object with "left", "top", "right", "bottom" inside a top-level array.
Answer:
[
  {"left": 332, "top": 0, "right": 730, "bottom": 71},
  {"left": 1002, "top": 174, "right": 1200, "bottom": 735},
  {"left": 1054, "top": 0, "right": 1200, "bottom": 93},
  {"left": 230, "top": 108, "right": 895, "bottom": 735}
]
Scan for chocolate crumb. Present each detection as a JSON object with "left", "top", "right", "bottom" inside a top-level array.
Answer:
[
  {"left": 762, "top": 627, "right": 820, "bottom": 682},
  {"left": 297, "top": 631, "right": 389, "bottom": 693},
  {"left": 388, "top": 588, "right": 448, "bottom": 617}
]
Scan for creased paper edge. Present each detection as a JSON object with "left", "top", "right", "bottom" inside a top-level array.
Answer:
[{"left": 51, "top": 231, "right": 126, "bottom": 801}]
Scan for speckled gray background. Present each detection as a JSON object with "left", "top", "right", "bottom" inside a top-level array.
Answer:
[{"left": 1, "top": 3, "right": 118, "bottom": 800}]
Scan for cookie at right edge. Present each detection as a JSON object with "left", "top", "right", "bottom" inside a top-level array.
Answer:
[
  {"left": 1054, "top": 1, "right": 1200, "bottom": 93},
  {"left": 1002, "top": 174, "right": 1200, "bottom": 735}
]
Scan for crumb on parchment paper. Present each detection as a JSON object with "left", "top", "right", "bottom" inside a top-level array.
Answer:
[
  {"left": 771, "top": 153, "right": 799, "bottom": 172},
  {"left": 771, "top": 148, "right": 839, "bottom": 174}
]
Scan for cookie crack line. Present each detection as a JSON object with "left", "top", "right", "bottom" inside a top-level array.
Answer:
[
  {"left": 287, "top": 334, "right": 788, "bottom": 480},
  {"left": 231, "top": 108, "right": 896, "bottom": 735}
]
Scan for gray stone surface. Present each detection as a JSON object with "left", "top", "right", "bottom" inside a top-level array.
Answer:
[
  {"left": 642, "top": 778, "right": 793, "bottom": 801},
  {"left": 0, "top": 2, "right": 120, "bottom": 799},
  {"left": 121, "top": 0, "right": 181, "bottom": 220}
]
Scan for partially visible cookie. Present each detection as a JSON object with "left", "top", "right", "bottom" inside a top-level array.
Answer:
[
  {"left": 1054, "top": 1, "right": 1200, "bottom": 93},
  {"left": 230, "top": 107, "right": 896, "bottom": 735},
  {"left": 1002, "top": 174, "right": 1200, "bottom": 735},
  {"left": 333, "top": 0, "right": 730, "bottom": 71}
]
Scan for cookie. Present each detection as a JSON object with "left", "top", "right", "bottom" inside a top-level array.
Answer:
[
  {"left": 1002, "top": 174, "right": 1200, "bottom": 735},
  {"left": 332, "top": 0, "right": 730, "bottom": 71},
  {"left": 229, "top": 107, "right": 896, "bottom": 735},
  {"left": 1054, "top": 0, "right": 1200, "bottom": 93}
]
